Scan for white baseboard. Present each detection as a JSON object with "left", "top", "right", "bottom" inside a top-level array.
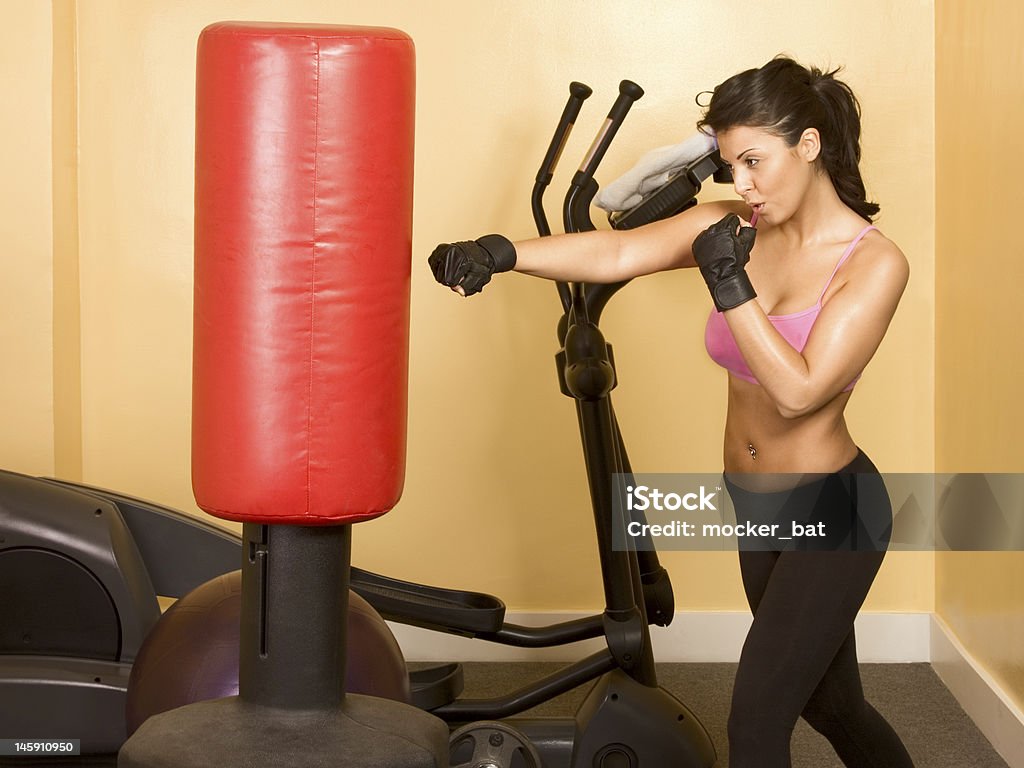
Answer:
[
  {"left": 931, "top": 614, "right": 1024, "bottom": 768},
  {"left": 388, "top": 610, "right": 932, "bottom": 663}
]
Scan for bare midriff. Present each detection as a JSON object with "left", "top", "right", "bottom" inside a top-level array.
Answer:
[{"left": 722, "top": 374, "right": 859, "bottom": 487}]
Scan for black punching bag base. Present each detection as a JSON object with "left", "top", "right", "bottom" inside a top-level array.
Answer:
[{"left": 118, "top": 693, "right": 449, "bottom": 768}]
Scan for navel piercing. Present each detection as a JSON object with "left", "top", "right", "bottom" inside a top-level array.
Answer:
[{"left": 748, "top": 443, "right": 757, "bottom": 461}]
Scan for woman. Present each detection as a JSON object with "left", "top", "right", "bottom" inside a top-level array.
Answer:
[{"left": 430, "top": 56, "right": 913, "bottom": 768}]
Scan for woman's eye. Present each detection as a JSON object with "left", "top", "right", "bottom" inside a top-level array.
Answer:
[{"left": 745, "top": 158, "right": 759, "bottom": 167}]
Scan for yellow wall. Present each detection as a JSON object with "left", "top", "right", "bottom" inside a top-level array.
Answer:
[
  {"left": 936, "top": 0, "right": 1024, "bottom": 711},
  {"left": 8, "top": 1, "right": 934, "bottom": 614},
  {"left": 52, "top": 0, "right": 83, "bottom": 480},
  {"left": 0, "top": 3, "right": 55, "bottom": 476}
]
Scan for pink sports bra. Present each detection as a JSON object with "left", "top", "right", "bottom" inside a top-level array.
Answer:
[{"left": 704, "top": 224, "right": 878, "bottom": 392}]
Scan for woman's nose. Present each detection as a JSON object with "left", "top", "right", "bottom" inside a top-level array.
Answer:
[{"left": 733, "top": 169, "right": 752, "bottom": 194}]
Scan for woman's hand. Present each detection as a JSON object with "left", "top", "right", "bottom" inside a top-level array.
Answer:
[
  {"left": 428, "top": 234, "right": 517, "bottom": 297},
  {"left": 692, "top": 213, "right": 758, "bottom": 311}
]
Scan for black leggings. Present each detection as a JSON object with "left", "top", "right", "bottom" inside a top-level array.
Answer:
[{"left": 724, "top": 449, "right": 915, "bottom": 768}]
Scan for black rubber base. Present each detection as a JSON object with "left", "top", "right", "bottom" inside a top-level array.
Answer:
[{"left": 118, "top": 694, "right": 448, "bottom": 768}]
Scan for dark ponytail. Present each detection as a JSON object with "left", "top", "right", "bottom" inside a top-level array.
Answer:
[{"left": 697, "top": 56, "right": 879, "bottom": 221}]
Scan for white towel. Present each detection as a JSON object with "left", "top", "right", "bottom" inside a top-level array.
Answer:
[{"left": 594, "top": 131, "right": 718, "bottom": 212}]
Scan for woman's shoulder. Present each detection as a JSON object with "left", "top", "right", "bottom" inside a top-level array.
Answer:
[
  {"left": 855, "top": 225, "right": 910, "bottom": 283},
  {"left": 837, "top": 224, "right": 910, "bottom": 302}
]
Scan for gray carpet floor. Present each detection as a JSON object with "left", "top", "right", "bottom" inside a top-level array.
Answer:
[
  {"left": 2, "top": 662, "right": 1007, "bottom": 767},
  {"left": 455, "top": 661, "right": 1011, "bottom": 767}
]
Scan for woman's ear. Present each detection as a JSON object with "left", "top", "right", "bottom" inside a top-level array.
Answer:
[{"left": 798, "top": 128, "right": 822, "bottom": 163}]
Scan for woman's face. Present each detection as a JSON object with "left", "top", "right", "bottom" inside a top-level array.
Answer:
[{"left": 716, "top": 125, "right": 818, "bottom": 224}]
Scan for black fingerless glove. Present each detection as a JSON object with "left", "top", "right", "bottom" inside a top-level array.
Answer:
[
  {"left": 692, "top": 213, "right": 757, "bottom": 311},
  {"left": 428, "top": 234, "right": 517, "bottom": 296}
]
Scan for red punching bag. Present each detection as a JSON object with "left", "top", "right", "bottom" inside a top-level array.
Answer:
[
  {"left": 192, "top": 22, "right": 416, "bottom": 525},
  {"left": 119, "top": 22, "right": 448, "bottom": 768}
]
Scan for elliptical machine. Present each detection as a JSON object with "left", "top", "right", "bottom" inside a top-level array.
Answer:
[
  {"left": 352, "top": 79, "right": 730, "bottom": 768},
  {"left": 0, "top": 472, "right": 240, "bottom": 754}
]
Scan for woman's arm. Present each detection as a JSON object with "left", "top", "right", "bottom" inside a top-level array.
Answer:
[
  {"left": 509, "top": 199, "right": 751, "bottom": 284},
  {"left": 724, "top": 233, "right": 910, "bottom": 418}
]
